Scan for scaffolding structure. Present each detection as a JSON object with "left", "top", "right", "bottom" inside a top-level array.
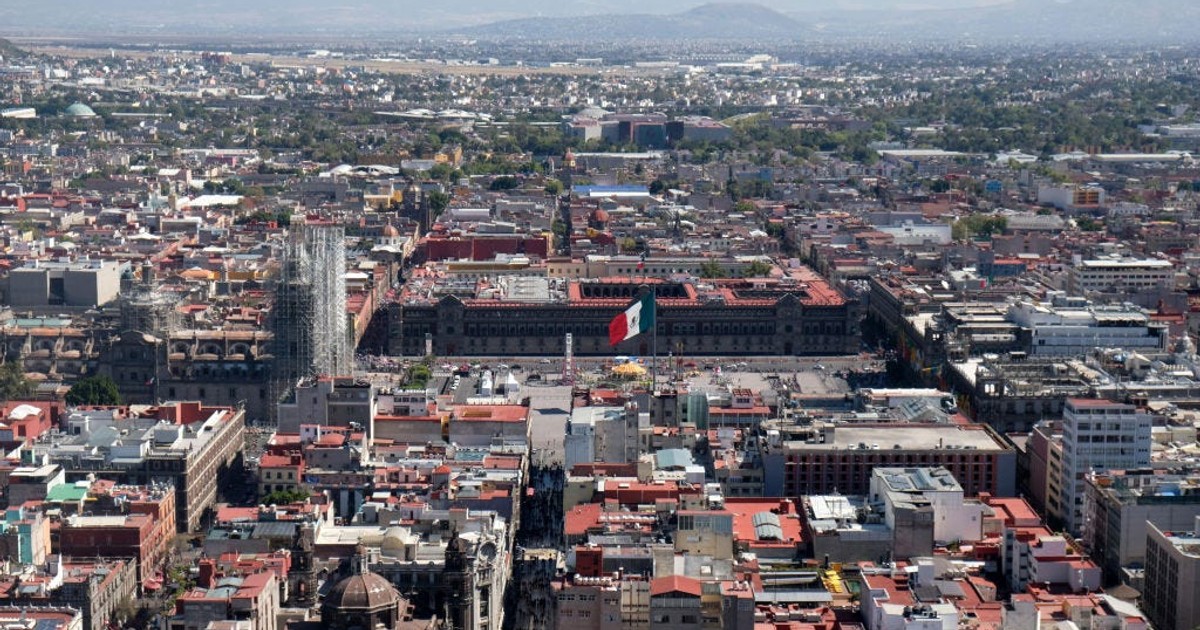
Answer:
[
  {"left": 119, "top": 263, "right": 181, "bottom": 336},
  {"left": 119, "top": 289, "right": 181, "bottom": 337},
  {"left": 271, "top": 216, "right": 350, "bottom": 412}
]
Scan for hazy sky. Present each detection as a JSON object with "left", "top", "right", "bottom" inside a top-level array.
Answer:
[
  {"left": 8, "top": 0, "right": 1176, "bottom": 40},
  {"left": 427, "top": 0, "right": 1017, "bottom": 13}
]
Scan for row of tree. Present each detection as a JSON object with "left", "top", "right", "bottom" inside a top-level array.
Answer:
[{"left": 0, "top": 361, "right": 122, "bottom": 406}]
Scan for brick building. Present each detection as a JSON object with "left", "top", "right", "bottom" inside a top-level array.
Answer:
[{"left": 773, "top": 424, "right": 1017, "bottom": 498}]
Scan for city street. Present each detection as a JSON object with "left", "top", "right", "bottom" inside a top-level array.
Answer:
[{"left": 524, "top": 385, "right": 573, "bottom": 467}]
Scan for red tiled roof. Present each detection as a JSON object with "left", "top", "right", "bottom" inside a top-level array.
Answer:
[
  {"left": 452, "top": 405, "right": 527, "bottom": 422},
  {"left": 724, "top": 498, "right": 804, "bottom": 544},
  {"left": 1066, "top": 398, "right": 1131, "bottom": 408},
  {"left": 564, "top": 503, "right": 603, "bottom": 537},
  {"left": 315, "top": 433, "right": 346, "bottom": 447},
  {"left": 651, "top": 575, "right": 703, "bottom": 597},
  {"left": 216, "top": 506, "right": 260, "bottom": 523},
  {"left": 260, "top": 454, "right": 302, "bottom": 469}
]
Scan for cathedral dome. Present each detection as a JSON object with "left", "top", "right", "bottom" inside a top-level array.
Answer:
[
  {"left": 64, "top": 103, "right": 97, "bottom": 117},
  {"left": 321, "top": 545, "right": 406, "bottom": 630},
  {"left": 324, "top": 570, "right": 402, "bottom": 612}
]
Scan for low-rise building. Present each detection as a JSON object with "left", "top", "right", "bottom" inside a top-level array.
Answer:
[
  {"left": 60, "top": 512, "right": 168, "bottom": 584},
  {"left": 6, "top": 259, "right": 121, "bottom": 307},
  {"left": 1067, "top": 257, "right": 1174, "bottom": 295},
  {"left": 170, "top": 571, "right": 279, "bottom": 630},
  {"left": 31, "top": 402, "right": 245, "bottom": 532},
  {"left": 389, "top": 271, "right": 860, "bottom": 357},
  {"left": 56, "top": 559, "right": 139, "bottom": 630},
  {"left": 7, "top": 464, "right": 65, "bottom": 508},
  {"left": 1006, "top": 296, "right": 1168, "bottom": 357},
  {"left": 802, "top": 494, "right": 893, "bottom": 564},
  {"left": 0, "top": 503, "right": 52, "bottom": 565},
  {"left": 0, "top": 607, "right": 82, "bottom": 630},
  {"left": 869, "top": 467, "right": 987, "bottom": 547}
]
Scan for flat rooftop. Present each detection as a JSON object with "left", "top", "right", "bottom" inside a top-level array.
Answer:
[
  {"left": 401, "top": 269, "right": 846, "bottom": 309},
  {"left": 67, "top": 515, "right": 131, "bottom": 528},
  {"left": 1160, "top": 529, "right": 1200, "bottom": 557},
  {"left": 1076, "top": 258, "right": 1173, "bottom": 269},
  {"left": 806, "top": 495, "right": 858, "bottom": 521},
  {"left": 786, "top": 425, "right": 1005, "bottom": 452},
  {"left": 874, "top": 467, "right": 962, "bottom": 493}
]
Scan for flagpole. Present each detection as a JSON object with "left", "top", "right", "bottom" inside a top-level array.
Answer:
[{"left": 651, "top": 284, "right": 658, "bottom": 392}]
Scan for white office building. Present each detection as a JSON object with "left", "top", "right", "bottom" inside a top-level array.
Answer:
[
  {"left": 875, "top": 222, "right": 953, "bottom": 246},
  {"left": 1068, "top": 257, "right": 1175, "bottom": 295},
  {"left": 1058, "top": 398, "right": 1152, "bottom": 535},
  {"left": 1006, "top": 296, "right": 1169, "bottom": 356},
  {"left": 869, "top": 467, "right": 987, "bottom": 545}
]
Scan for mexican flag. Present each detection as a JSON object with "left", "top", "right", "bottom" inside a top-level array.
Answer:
[{"left": 609, "top": 293, "right": 655, "bottom": 346}]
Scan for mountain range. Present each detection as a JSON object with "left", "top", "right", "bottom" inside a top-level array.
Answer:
[
  {"left": 461, "top": 0, "right": 1200, "bottom": 42},
  {"left": 459, "top": 3, "right": 804, "bottom": 40},
  {"left": 1, "top": 0, "right": 1199, "bottom": 42}
]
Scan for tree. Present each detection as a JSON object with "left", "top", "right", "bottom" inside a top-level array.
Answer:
[
  {"left": 953, "top": 215, "right": 1007, "bottom": 241},
  {"left": 744, "top": 261, "right": 774, "bottom": 277},
  {"left": 551, "top": 218, "right": 568, "bottom": 240},
  {"left": 408, "top": 364, "right": 431, "bottom": 387},
  {"left": 544, "top": 179, "right": 564, "bottom": 196},
  {"left": 734, "top": 201, "right": 757, "bottom": 214},
  {"left": 428, "top": 162, "right": 455, "bottom": 182},
  {"left": 699, "top": 260, "right": 726, "bottom": 279},
  {"left": 489, "top": 176, "right": 520, "bottom": 191},
  {"left": 65, "top": 375, "right": 121, "bottom": 406},
  {"left": 427, "top": 191, "right": 450, "bottom": 217},
  {"left": 202, "top": 178, "right": 245, "bottom": 195},
  {"left": 0, "top": 360, "right": 32, "bottom": 401},
  {"left": 260, "top": 488, "right": 310, "bottom": 505},
  {"left": 236, "top": 209, "right": 292, "bottom": 226}
]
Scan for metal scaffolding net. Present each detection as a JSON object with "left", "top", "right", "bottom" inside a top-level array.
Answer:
[
  {"left": 119, "top": 262, "right": 182, "bottom": 337},
  {"left": 271, "top": 215, "right": 350, "bottom": 410}
]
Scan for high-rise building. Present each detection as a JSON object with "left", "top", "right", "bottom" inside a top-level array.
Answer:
[
  {"left": 1056, "top": 399, "right": 1152, "bottom": 535},
  {"left": 1083, "top": 470, "right": 1200, "bottom": 585},
  {"left": 1143, "top": 517, "right": 1200, "bottom": 630}
]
